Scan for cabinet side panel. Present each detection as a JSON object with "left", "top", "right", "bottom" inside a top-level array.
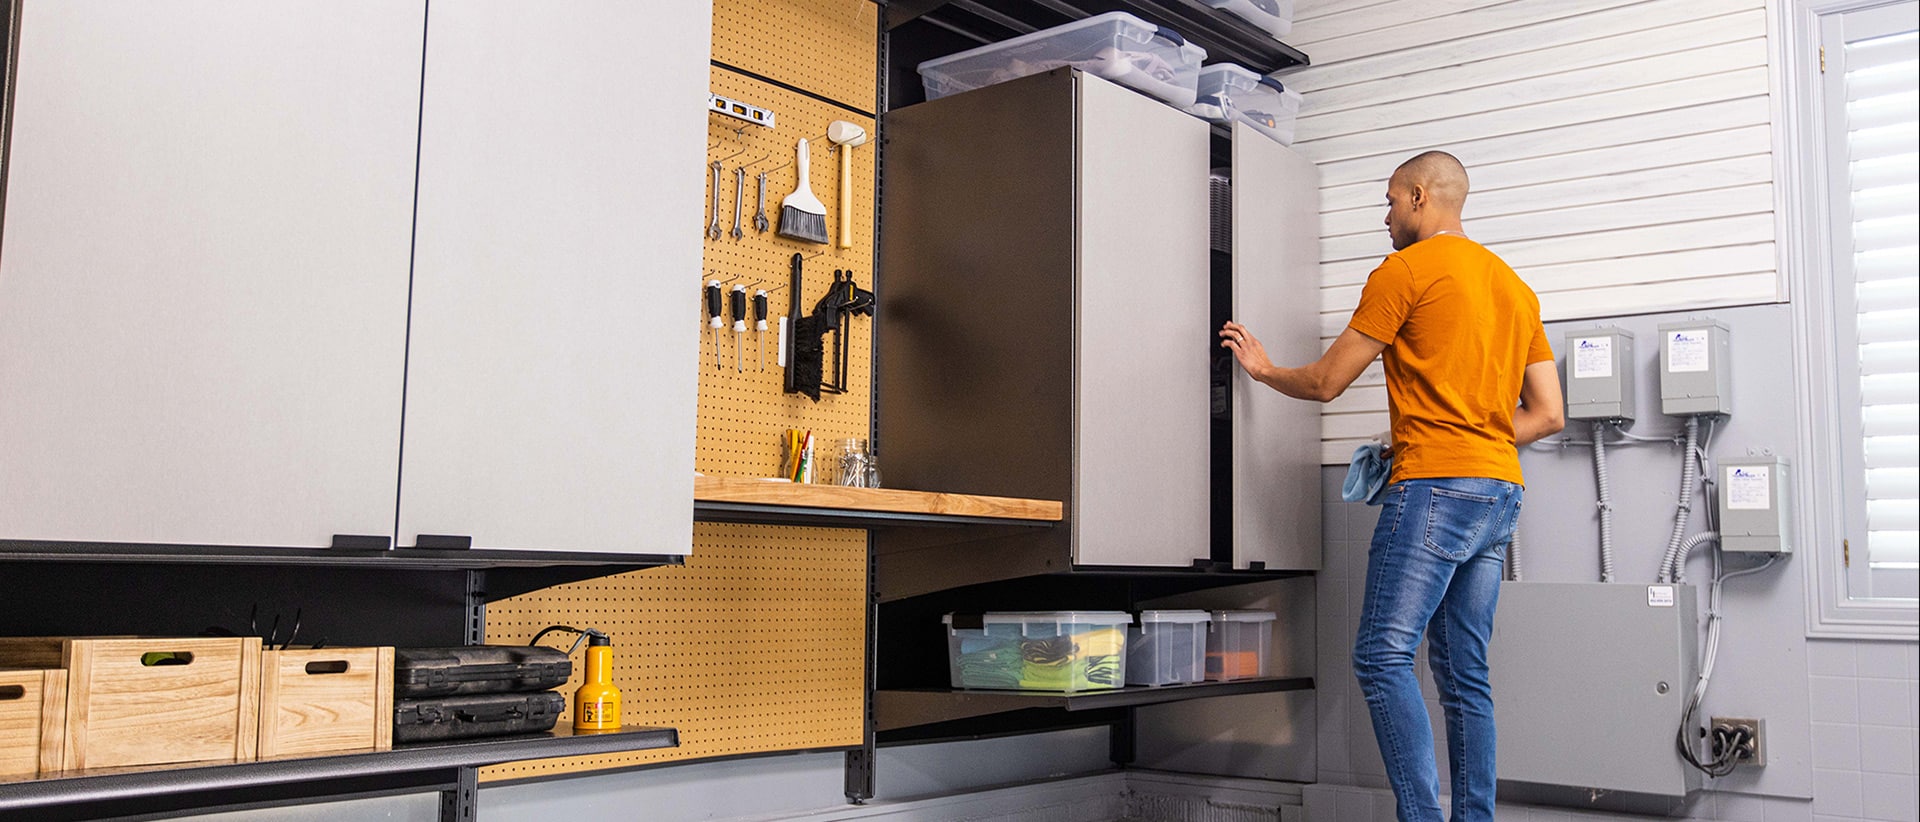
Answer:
[
  {"left": 1074, "top": 77, "right": 1213, "bottom": 567},
  {"left": 0, "top": 3, "right": 421, "bottom": 547},
  {"left": 1232, "top": 127, "right": 1325, "bottom": 570},
  {"left": 402, "top": 2, "right": 707, "bottom": 553},
  {"left": 877, "top": 72, "right": 1076, "bottom": 512}
]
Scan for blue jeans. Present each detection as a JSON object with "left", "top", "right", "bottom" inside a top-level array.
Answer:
[{"left": 1354, "top": 478, "right": 1522, "bottom": 822}]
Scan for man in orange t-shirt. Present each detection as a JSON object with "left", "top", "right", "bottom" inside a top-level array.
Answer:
[{"left": 1221, "top": 151, "right": 1563, "bottom": 822}]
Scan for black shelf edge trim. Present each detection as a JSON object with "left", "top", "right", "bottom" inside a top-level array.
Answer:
[
  {"left": 0, "top": 541, "right": 686, "bottom": 571},
  {"left": 875, "top": 677, "right": 1314, "bottom": 732},
  {"left": 0, "top": 726, "right": 678, "bottom": 814}
]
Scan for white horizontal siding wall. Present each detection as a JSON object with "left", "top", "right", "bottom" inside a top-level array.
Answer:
[{"left": 1284, "top": 0, "right": 1784, "bottom": 464}]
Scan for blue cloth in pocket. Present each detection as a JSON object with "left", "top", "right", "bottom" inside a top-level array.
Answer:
[{"left": 1343, "top": 442, "right": 1392, "bottom": 505}]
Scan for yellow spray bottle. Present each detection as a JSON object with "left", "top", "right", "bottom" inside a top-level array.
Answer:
[{"left": 574, "top": 630, "right": 622, "bottom": 731}]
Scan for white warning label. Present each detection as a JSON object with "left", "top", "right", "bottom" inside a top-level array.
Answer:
[
  {"left": 1647, "top": 586, "right": 1676, "bottom": 608},
  {"left": 1727, "top": 465, "right": 1772, "bottom": 510},
  {"left": 1574, "top": 337, "right": 1613, "bottom": 379},
  {"left": 1669, "top": 330, "right": 1710, "bottom": 373}
]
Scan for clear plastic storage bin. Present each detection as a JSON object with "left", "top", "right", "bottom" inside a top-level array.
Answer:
[
  {"left": 918, "top": 11, "right": 1207, "bottom": 107},
  {"left": 1205, "top": 610, "right": 1276, "bottom": 681},
  {"left": 1189, "top": 63, "right": 1304, "bottom": 146},
  {"left": 1126, "top": 610, "right": 1211, "bottom": 686},
  {"left": 944, "top": 611, "right": 1132, "bottom": 692},
  {"left": 1199, "top": 0, "right": 1295, "bottom": 40}
]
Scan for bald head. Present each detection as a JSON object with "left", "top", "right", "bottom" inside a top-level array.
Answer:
[
  {"left": 1392, "top": 151, "right": 1469, "bottom": 210},
  {"left": 1382, "top": 151, "right": 1471, "bottom": 250}
]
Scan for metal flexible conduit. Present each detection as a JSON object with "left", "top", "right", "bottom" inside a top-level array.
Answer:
[
  {"left": 1671, "top": 530, "right": 1721, "bottom": 585},
  {"left": 1658, "top": 417, "right": 1703, "bottom": 583},
  {"left": 1593, "top": 419, "right": 1615, "bottom": 583}
]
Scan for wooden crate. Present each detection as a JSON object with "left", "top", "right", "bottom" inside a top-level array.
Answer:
[
  {"left": 0, "top": 636, "right": 262, "bottom": 770},
  {"left": 258, "top": 647, "right": 394, "bottom": 758},
  {"left": 0, "top": 669, "right": 66, "bottom": 777}
]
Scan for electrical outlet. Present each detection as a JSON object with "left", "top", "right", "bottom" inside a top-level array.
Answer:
[{"left": 1711, "top": 717, "right": 1766, "bottom": 767}]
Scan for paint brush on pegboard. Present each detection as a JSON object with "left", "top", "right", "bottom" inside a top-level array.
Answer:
[{"left": 776, "top": 138, "right": 829, "bottom": 244}]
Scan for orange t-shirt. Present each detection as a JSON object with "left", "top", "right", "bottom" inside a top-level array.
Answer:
[{"left": 1346, "top": 235, "right": 1552, "bottom": 485}]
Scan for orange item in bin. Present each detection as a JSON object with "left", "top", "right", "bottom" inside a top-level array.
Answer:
[{"left": 1206, "top": 650, "right": 1262, "bottom": 680}]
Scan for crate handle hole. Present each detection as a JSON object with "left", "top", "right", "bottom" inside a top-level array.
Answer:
[
  {"left": 140, "top": 652, "right": 194, "bottom": 666},
  {"left": 0, "top": 685, "right": 23, "bottom": 700},
  {"left": 304, "top": 660, "right": 350, "bottom": 675}
]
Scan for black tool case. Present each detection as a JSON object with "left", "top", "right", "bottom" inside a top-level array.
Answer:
[
  {"left": 393, "top": 690, "right": 566, "bottom": 743},
  {"left": 393, "top": 645, "right": 572, "bottom": 697}
]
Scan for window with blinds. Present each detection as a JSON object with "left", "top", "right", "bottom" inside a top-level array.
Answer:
[{"left": 1831, "top": 9, "right": 1919, "bottom": 597}]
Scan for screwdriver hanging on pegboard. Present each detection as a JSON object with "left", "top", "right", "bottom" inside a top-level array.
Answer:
[
  {"left": 705, "top": 279, "right": 724, "bottom": 371},
  {"left": 753, "top": 289, "right": 770, "bottom": 371},
  {"left": 730, "top": 284, "right": 748, "bottom": 373}
]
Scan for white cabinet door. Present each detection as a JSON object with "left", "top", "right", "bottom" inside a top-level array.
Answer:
[
  {"left": 1231, "top": 124, "right": 1322, "bottom": 570},
  {"left": 1073, "top": 77, "right": 1213, "bottom": 567},
  {"left": 398, "top": 3, "right": 706, "bottom": 554},
  {"left": 0, "top": 3, "right": 424, "bottom": 548}
]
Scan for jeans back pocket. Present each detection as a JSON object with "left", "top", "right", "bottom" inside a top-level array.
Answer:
[{"left": 1422, "top": 487, "right": 1499, "bottom": 561}]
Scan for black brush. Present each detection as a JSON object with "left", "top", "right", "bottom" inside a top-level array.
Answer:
[{"left": 789, "top": 314, "right": 826, "bottom": 401}]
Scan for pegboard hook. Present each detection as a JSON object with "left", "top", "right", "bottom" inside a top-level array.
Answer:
[{"left": 716, "top": 145, "right": 748, "bottom": 163}]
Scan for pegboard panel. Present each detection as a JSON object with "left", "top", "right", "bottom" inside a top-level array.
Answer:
[
  {"left": 712, "top": 0, "right": 878, "bottom": 113},
  {"left": 481, "top": 523, "right": 867, "bottom": 780},
  {"left": 697, "top": 65, "right": 876, "bottom": 480}
]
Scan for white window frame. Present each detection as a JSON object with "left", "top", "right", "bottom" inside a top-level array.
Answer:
[{"left": 1778, "top": 0, "right": 1920, "bottom": 639}]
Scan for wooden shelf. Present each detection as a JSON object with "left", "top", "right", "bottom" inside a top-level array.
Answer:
[
  {"left": 0, "top": 725, "right": 677, "bottom": 818},
  {"left": 693, "top": 476, "right": 1063, "bottom": 529},
  {"left": 875, "top": 677, "right": 1314, "bottom": 732}
]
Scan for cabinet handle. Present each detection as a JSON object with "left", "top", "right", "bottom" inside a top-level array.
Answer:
[
  {"left": 330, "top": 534, "right": 392, "bottom": 550},
  {"left": 413, "top": 535, "right": 473, "bottom": 551}
]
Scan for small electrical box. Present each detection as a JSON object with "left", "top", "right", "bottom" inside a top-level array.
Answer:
[
  {"left": 1565, "top": 328, "right": 1636, "bottom": 422},
  {"left": 1659, "top": 319, "right": 1733, "bottom": 417},
  {"left": 1719, "top": 457, "right": 1791, "bottom": 554}
]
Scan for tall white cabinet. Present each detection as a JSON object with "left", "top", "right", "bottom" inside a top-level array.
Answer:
[
  {"left": 0, "top": 2, "right": 707, "bottom": 556},
  {"left": 398, "top": 3, "right": 705, "bottom": 553},
  {"left": 0, "top": 2, "right": 424, "bottom": 548}
]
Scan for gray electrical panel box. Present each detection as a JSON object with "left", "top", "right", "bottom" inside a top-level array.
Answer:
[
  {"left": 1719, "top": 457, "right": 1791, "bottom": 554},
  {"left": 1565, "top": 328, "right": 1636, "bottom": 422},
  {"left": 1659, "top": 319, "right": 1733, "bottom": 416},
  {"left": 1491, "top": 582, "right": 1701, "bottom": 808}
]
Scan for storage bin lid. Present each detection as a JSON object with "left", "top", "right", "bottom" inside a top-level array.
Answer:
[
  {"left": 1136, "top": 609, "right": 1211, "bottom": 624},
  {"left": 943, "top": 611, "right": 1134, "bottom": 628},
  {"left": 1210, "top": 609, "right": 1278, "bottom": 623},
  {"left": 917, "top": 11, "right": 1206, "bottom": 76}
]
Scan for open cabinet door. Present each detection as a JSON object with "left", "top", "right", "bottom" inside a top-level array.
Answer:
[{"left": 1230, "top": 123, "right": 1324, "bottom": 571}]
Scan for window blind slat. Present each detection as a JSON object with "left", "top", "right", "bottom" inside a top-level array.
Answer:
[
  {"left": 1848, "top": 61, "right": 1920, "bottom": 99},
  {"left": 1852, "top": 216, "right": 1919, "bottom": 249},
  {"left": 1853, "top": 154, "right": 1920, "bottom": 188},
  {"left": 1849, "top": 128, "right": 1919, "bottom": 162},
  {"left": 1851, "top": 183, "right": 1920, "bottom": 220},
  {"left": 1860, "top": 339, "right": 1920, "bottom": 375},
  {"left": 1865, "top": 405, "right": 1920, "bottom": 440},
  {"left": 1858, "top": 278, "right": 1920, "bottom": 313},
  {"left": 1855, "top": 248, "right": 1920, "bottom": 281},
  {"left": 1849, "top": 91, "right": 1920, "bottom": 129},
  {"left": 1869, "top": 467, "right": 1920, "bottom": 501},
  {"left": 1863, "top": 434, "right": 1920, "bottom": 469},
  {"left": 1870, "top": 499, "right": 1920, "bottom": 531},
  {"left": 1867, "top": 530, "right": 1920, "bottom": 565},
  {"left": 1846, "top": 31, "right": 1920, "bottom": 71},
  {"left": 1858, "top": 308, "right": 1920, "bottom": 344}
]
